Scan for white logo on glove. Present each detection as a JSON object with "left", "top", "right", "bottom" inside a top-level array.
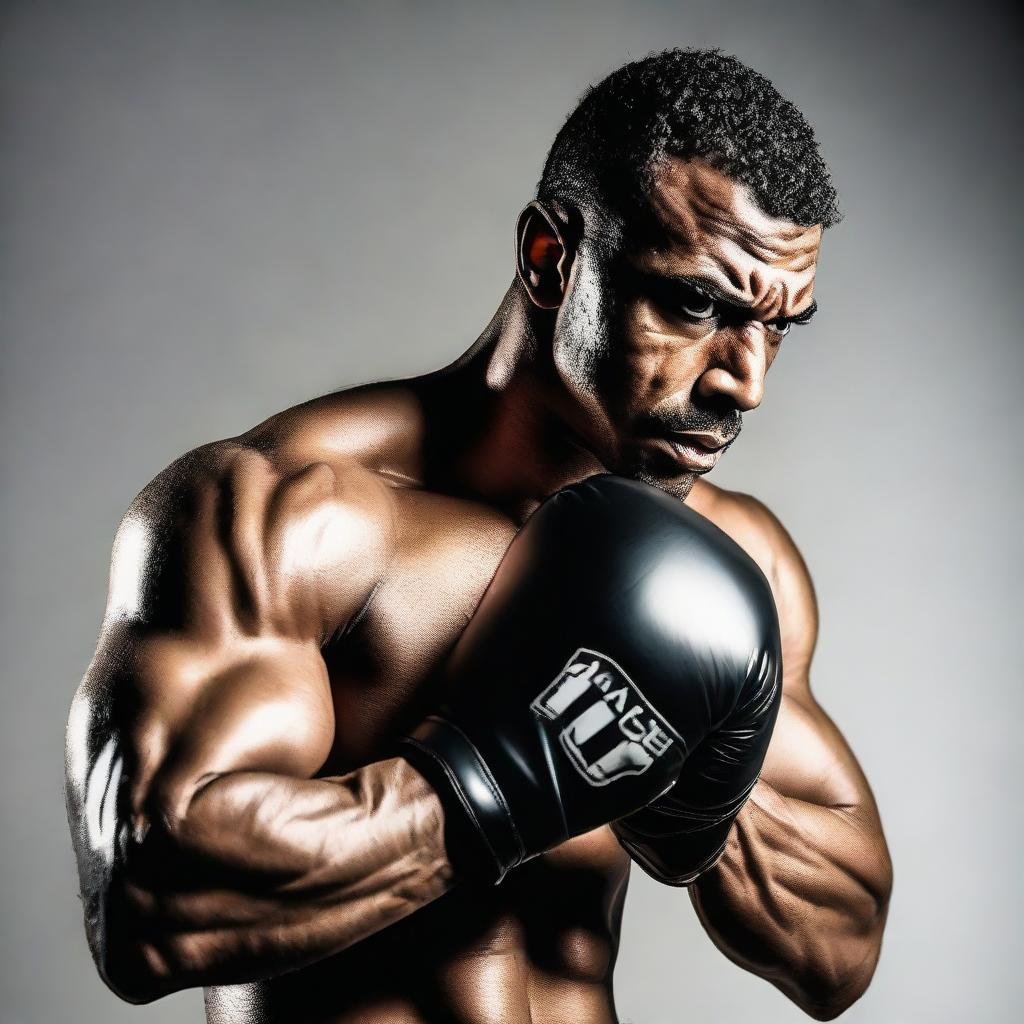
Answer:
[{"left": 531, "top": 648, "right": 675, "bottom": 787}]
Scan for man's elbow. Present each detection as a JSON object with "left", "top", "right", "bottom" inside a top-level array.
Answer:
[
  {"left": 792, "top": 911, "right": 890, "bottom": 1018},
  {"left": 89, "top": 901, "right": 194, "bottom": 1006},
  {"left": 820, "top": 846, "right": 893, "bottom": 1015},
  {"left": 794, "top": 881, "right": 892, "bottom": 1018},
  {"left": 792, "top": 953, "right": 879, "bottom": 1020},
  {"left": 96, "top": 941, "right": 169, "bottom": 1005},
  {"left": 79, "top": 909, "right": 166, "bottom": 1004},
  {"left": 86, "top": 878, "right": 191, "bottom": 1004}
]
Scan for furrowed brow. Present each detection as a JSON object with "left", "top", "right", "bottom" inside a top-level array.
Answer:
[
  {"left": 626, "top": 268, "right": 751, "bottom": 313},
  {"left": 627, "top": 266, "right": 818, "bottom": 324},
  {"left": 669, "top": 273, "right": 819, "bottom": 325},
  {"left": 659, "top": 272, "right": 752, "bottom": 309}
]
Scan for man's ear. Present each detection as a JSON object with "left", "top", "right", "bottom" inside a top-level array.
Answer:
[{"left": 516, "top": 201, "right": 573, "bottom": 310}]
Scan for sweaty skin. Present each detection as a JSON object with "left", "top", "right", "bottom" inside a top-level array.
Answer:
[{"left": 65, "top": 160, "right": 892, "bottom": 1023}]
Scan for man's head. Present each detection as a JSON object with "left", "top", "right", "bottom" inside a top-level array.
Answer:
[{"left": 515, "top": 49, "right": 837, "bottom": 498}]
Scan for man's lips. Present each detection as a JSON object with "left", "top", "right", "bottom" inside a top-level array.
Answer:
[
  {"left": 665, "top": 430, "right": 731, "bottom": 453},
  {"left": 646, "top": 431, "right": 733, "bottom": 472}
]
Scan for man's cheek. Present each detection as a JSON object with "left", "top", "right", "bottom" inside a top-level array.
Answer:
[{"left": 613, "top": 339, "right": 675, "bottom": 411}]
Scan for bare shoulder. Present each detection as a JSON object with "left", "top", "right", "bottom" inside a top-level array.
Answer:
[
  {"left": 68, "top": 400, "right": 414, "bottom": 835},
  {"left": 102, "top": 379, "right": 442, "bottom": 651},
  {"left": 108, "top": 434, "right": 399, "bottom": 646},
  {"left": 240, "top": 381, "right": 430, "bottom": 480},
  {"left": 688, "top": 479, "right": 818, "bottom": 677},
  {"left": 686, "top": 480, "right": 804, "bottom": 582}
]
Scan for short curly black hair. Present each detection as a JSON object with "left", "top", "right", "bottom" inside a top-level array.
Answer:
[{"left": 539, "top": 48, "right": 840, "bottom": 234}]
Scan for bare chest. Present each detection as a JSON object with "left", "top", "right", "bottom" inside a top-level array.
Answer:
[
  {"left": 320, "top": 486, "right": 519, "bottom": 768},
  {"left": 311, "top": 485, "right": 631, "bottom": 990}
]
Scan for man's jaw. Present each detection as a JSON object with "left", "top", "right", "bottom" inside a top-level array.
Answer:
[{"left": 537, "top": 406, "right": 735, "bottom": 500}]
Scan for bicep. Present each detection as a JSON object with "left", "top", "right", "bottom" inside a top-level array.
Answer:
[
  {"left": 137, "top": 638, "right": 336, "bottom": 828},
  {"left": 64, "top": 623, "right": 335, "bottom": 985},
  {"left": 760, "top": 691, "right": 878, "bottom": 816},
  {"left": 68, "top": 447, "right": 391, "bottom": 841},
  {"left": 734, "top": 494, "right": 879, "bottom": 819},
  {"left": 67, "top": 627, "right": 337, "bottom": 873}
]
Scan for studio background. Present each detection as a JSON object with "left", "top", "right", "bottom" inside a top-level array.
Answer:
[{"left": 3, "top": 2, "right": 1020, "bottom": 1021}]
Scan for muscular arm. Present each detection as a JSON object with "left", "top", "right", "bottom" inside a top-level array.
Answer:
[
  {"left": 65, "top": 445, "right": 453, "bottom": 1004},
  {"left": 688, "top": 494, "right": 893, "bottom": 1019}
]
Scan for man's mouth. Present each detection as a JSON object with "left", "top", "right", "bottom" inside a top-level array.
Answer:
[
  {"left": 647, "top": 430, "right": 732, "bottom": 473},
  {"left": 666, "top": 430, "right": 730, "bottom": 453}
]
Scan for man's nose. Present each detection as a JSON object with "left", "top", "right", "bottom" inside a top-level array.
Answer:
[{"left": 694, "top": 325, "right": 769, "bottom": 413}]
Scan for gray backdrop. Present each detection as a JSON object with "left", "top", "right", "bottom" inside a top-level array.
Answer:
[{"left": 3, "top": 1, "right": 1021, "bottom": 1021}]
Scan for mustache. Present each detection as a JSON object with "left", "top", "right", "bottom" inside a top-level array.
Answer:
[{"left": 638, "top": 406, "right": 743, "bottom": 444}]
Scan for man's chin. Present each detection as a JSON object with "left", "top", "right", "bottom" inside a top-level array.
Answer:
[
  {"left": 635, "top": 471, "right": 696, "bottom": 501},
  {"left": 614, "top": 452, "right": 698, "bottom": 501}
]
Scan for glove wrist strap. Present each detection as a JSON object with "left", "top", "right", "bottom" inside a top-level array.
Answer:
[{"left": 398, "top": 716, "right": 524, "bottom": 885}]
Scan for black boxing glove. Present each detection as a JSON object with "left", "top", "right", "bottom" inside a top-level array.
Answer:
[{"left": 397, "top": 474, "right": 782, "bottom": 885}]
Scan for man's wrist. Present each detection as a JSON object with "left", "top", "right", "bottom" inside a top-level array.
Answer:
[{"left": 395, "top": 728, "right": 519, "bottom": 886}]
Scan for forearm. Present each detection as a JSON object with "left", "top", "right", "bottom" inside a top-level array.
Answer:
[
  {"left": 689, "top": 780, "right": 891, "bottom": 1019},
  {"left": 106, "top": 757, "right": 453, "bottom": 1000}
]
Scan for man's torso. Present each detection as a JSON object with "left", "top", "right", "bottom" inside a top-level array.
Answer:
[{"left": 201, "top": 381, "right": 764, "bottom": 1024}]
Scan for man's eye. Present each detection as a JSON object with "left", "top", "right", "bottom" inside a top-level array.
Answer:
[
  {"left": 766, "top": 321, "right": 792, "bottom": 337},
  {"left": 675, "top": 290, "right": 716, "bottom": 319}
]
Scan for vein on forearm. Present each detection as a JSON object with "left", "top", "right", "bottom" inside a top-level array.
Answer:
[
  {"left": 116, "top": 760, "right": 452, "bottom": 984},
  {"left": 693, "top": 779, "right": 890, "bottom": 985}
]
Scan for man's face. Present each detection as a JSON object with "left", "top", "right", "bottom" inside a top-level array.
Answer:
[{"left": 550, "top": 158, "right": 822, "bottom": 499}]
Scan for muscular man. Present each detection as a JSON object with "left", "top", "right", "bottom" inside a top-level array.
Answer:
[{"left": 65, "top": 49, "right": 892, "bottom": 1022}]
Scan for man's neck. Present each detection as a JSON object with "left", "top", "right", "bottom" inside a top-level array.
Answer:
[{"left": 423, "top": 284, "right": 604, "bottom": 520}]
